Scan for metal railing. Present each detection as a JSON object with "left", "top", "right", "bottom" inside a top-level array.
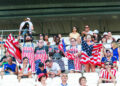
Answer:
[{"left": 0, "top": 29, "right": 36, "bottom": 58}]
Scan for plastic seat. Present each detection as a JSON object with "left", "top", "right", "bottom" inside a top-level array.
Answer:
[
  {"left": 116, "top": 71, "right": 120, "bottom": 84},
  {"left": 99, "top": 83, "right": 115, "bottom": 86},
  {"left": 62, "top": 37, "right": 70, "bottom": 45},
  {"left": 51, "top": 77, "right": 61, "bottom": 86},
  {"left": 83, "top": 72, "right": 99, "bottom": 84},
  {"left": 112, "top": 35, "right": 120, "bottom": 41},
  {"left": 68, "top": 73, "right": 82, "bottom": 85},
  {"left": 2, "top": 75, "right": 17, "bottom": 80}
]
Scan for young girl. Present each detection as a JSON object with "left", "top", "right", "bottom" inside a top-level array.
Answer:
[{"left": 36, "top": 73, "right": 48, "bottom": 86}]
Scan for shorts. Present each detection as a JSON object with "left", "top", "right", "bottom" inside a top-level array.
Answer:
[{"left": 68, "top": 60, "right": 75, "bottom": 71}]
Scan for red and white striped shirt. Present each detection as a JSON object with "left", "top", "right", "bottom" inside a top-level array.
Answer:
[
  {"left": 22, "top": 42, "right": 35, "bottom": 72},
  {"left": 34, "top": 46, "right": 48, "bottom": 64},
  {"left": 100, "top": 68, "right": 116, "bottom": 80}
]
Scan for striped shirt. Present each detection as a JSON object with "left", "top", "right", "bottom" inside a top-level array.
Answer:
[
  {"left": 22, "top": 42, "right": 35, "bottom": 72},
  {"left": 100, "top": 68, "right": 116, "bottom": 79}
]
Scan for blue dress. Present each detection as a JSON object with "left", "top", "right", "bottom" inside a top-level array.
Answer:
[{"left": 112, "top": 48, "right": 119, "bottom": 61}]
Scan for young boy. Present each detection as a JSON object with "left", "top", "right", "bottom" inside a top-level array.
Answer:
[{"left": 36, "top": 62, "right": 47, "bottom": 75}]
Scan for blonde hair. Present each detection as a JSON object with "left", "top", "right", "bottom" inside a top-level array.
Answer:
[{"left": 112, "top": 42, "right": 118, "bottom": 49}]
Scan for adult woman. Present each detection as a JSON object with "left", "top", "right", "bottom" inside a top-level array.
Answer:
[
  {"left": 111, "top": 42, "right": 120, "bottom": 61},
  {"left": 66, "top": 38, "right": 81, "bottom": 73},
  {"left": 44, "top": 34, "right": 50, "bottom": 46},
  {"left": 79, "top": 76, "right": 87, "bottom": 86},
  {"left": 81, "top": 35, "right": 95, "bottom": 72},
  {"left": 93, "top": 30, "right": 101, "bottom": 43},
  {"left": 36, "top": 73, "right": 48, "bottom": 86},
  {"left": 107, "top": 32, "right": 115, "bottom": 43},
  {"left": 100, "top": 37, "right": 107, "bottom": 44},
  {"left": 69, "top": 26, "right": 81, "bottom": 44}
]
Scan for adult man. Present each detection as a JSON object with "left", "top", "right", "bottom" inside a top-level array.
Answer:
[
  {"left": 82, "top": 25, "right": 93, "bottom": 36},
  {"left": 34, "top": 39, "right": 48, "bottom": 72},
  {"left": 101, "top": 49, "right": 117, "bottom": 68},
  {"left": 98, "top": 62, "right": 116, "bottom": 85},
  {"left": 22, "top": 35, "right": 35, "bottom": 72},
  {"left": 60, "top": 73, "right": 69, "bottom": 86},
  {"left": 66, "top": 38, "right": 81, "bottom": 73},
  {"left": 49, "top": 36, "right": 65, "bottom": 72},
  {"left": 18, "top": 57, "right": 32, "bottom": 81},
  {"left": 36, "top": 62, "right": 47, "bottom": 75},
  {"left": 19, "top": 17, "right": 34, "bottom": 36},
  {"left": 45, "top": 60, "right": 61, "bottom": 78},
  {"left": 1, "top": 55, "right": 18, "bottom": 75},
  {"left": 0, "top": 51, "right": 16, "bottom": 66}
]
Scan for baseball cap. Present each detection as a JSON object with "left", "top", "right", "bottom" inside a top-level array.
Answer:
[
  {"left": 26, "top": 17, "right": 30, "bottom": 21},
  {"left": 103, "top": 32, "right": 108, "bottom": 36},
  {"left": 93, "top": 30, "right": 99, "bottom": 34}
]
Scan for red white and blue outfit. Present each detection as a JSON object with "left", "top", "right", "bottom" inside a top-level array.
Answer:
[
  {"left": 22, "top": 42, "right": 35, "bottom": 72},
  {"left": 34, "top": 46, "right": 48, "bottom": 71},
  {"left": 66, "top": 45, "right": 81, "bottom": 71},
  {"left": 100, "top": 68, "right": 116, "bottom": 80},
  {"left": 101, "top": 56, "right": 117, "bottom": 65}
]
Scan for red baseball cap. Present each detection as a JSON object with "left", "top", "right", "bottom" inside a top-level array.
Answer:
[{"left": 38, "top": 73, "right": 48, "bottom": 79}]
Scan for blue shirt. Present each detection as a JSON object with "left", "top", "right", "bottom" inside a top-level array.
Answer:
[
  {"left": 60, "top": 83, "right": 68, "bottom": 86},
  {"left": 101, "top": 56, "right": 117, "bottom": 64},
  {"left": 36, "top": 68, "right": 47, "bottom": 75},
  {"left": 4, "top": 63, "right": 16, "bottom": 73}
]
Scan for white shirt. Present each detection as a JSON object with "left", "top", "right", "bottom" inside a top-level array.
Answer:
[
  {"left": 18, "top": 64, "right": 31, "bottom": 74},
  {"left": 35, "top": 82, "right": 49, "bottom": 86},
  {"left": 86, "top": 30, "right": 93, "bottom": 35},
  {"left": 66, "top": 45, "right": 81, "bottom": 52},
  {"left": 19, "top": 21, "right": 33, "bottom": 33},
  {"left": 46, "top": 62, "right": 60, "bottom": 74}
]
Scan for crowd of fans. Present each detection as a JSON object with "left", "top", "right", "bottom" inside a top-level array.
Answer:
[{"left": 0, "top": 17, "right": 120, "bottom": 86}]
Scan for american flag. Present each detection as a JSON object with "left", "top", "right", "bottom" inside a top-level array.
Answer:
[
  {"left": 80, "top": 44, "right": 103, "bottom": 65},
  {"left": 4, "top": 34, "right": 22, "bottom": 63},
  {"left": 58, "top": 39, "right": 75, "bottom": 60}
]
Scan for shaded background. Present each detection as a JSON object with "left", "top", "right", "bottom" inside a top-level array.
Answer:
[{"left": 0, "top": 0, "right": 120, "bottom": 38}]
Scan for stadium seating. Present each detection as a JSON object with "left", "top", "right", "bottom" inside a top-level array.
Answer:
[
  {"left": 112, "top": 35, "right": 120, "bottom": 41},
  {"left": 18, "top": 78, "right": 35, "bottom": 86},
  {"left": 62, "top": 37, "right": 70, "bottom": 45},
  {"left": 67, "top": 73, "right": 82, "bottom": 86},
  {"left": 99, "top": 83, "right": 115, "bottom": 86},
  {"left": 83, "top": 72, "right": 99, "bottom": 85},
  {"left": 0, "top": 75, "right": 18, "bottom": 86}
]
